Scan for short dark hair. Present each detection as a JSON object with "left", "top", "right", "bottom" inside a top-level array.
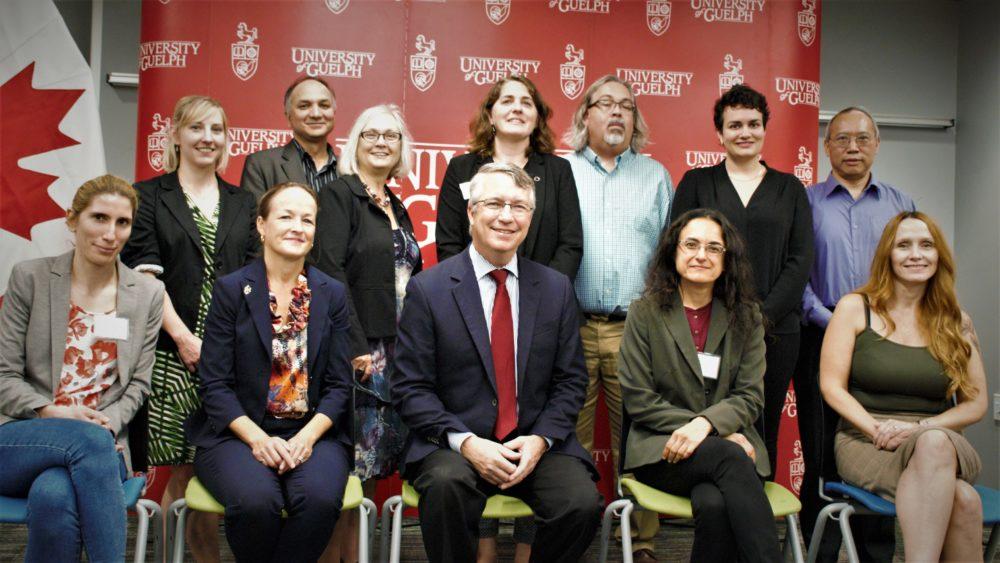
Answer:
[
  {"left": 283, "top": 76, "right": 335, "bottom": 114},
  {"left": 713, "top": 84, "right": 770, "bottom": 132}
]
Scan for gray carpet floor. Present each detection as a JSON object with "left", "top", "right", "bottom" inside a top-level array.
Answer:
[{"left": 1, "top": 516, "right": 994, "bottom": 561}]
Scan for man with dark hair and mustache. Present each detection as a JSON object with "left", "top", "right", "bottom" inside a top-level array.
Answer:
[
  {"left": 562, "top": 75, "right": 673, "bottom": 563},
  {"left": 240, "top": 76, "right": 339, "bottom": 200}
]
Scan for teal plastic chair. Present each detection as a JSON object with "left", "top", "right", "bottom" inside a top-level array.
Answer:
[
  {"left": 167, "top": 475, "right": 376, "bottom": 563},
  {"left": 380, "top": 480, "right": 534, "bottom": 563},
  {"left": 0, "top": 475, "right": 161, "bottom": 563}
]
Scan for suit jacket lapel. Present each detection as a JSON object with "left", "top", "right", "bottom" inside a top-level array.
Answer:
[
  {"left": 280, "top": 142, "right": 310, "bottom": 185},
  {"left": 305, "top": 266, "right": 329, "bottom": 375},
  {"left": 703, "top": 300, "right": 729, "bottom": 355},
  {"left": 515, "top": 262, "right": 540, "bottom": 395},
  {"left": 519, "top": 153, "right": 545, "bottom": 258},
  {"left": 160, "top": 174, "right": 203, "bottom": 250},
  {"left": 114, "top": 263, "right": 139, "bottom": 385},
  {"left": 451, "top": 252, "right": 497, "bottom": 394},
  {"left": 242, "top": 259, "right": 273, "bottom": 355},
  {"left": 214, "top": 181, "right": 244, "bottom": 254},
  {"left": 661, "top": 294, "right": 702, "bottom": 379},
  {"left": 48, "top": 253, "right": 73, "bottom": 392}
]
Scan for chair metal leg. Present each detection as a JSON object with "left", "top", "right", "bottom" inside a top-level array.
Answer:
[
  {"left": 598, "top": 499, "right": 633, "bottom": 563},
  {"left": 361, "top": 498, "right": 377, "bottom": 563},
  {"left": 986, "top": 522, "right": 998, "bottom": 561},
  {"left": 357, "top": 500, "right": 371, "bottom": 563},
  {"left": 380, "top": 496, "right": 400, "bottom": 563},
  {"left": 806, "top": 501, "right": 846, "bottom": 563},
  {"left": 384, "top": 495, "right": 403, "bottom": 563},
  {"left": 169, "top": 499, "right": 189, "bottom": 563},
  {"left": 133, "top": 499, "right": 161, "bottom": 563},
  {"left": 784, "top": 513, "right": 805, "bottom": 563},
  {"left": 837, "top": 505, "right": 859, "bottom": 563},
  {"left": 618, "top": 503, "right": 635, "bottom": 563}
]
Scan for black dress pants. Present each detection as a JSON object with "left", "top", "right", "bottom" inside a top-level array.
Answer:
[
  {"left": 756, "top": 330, "right": 800, "bottom": 476},
  {"left": 409, "top": 448, "right": 602, "bottom": 563},
  {"left": 634, "top": 437, "right": 781, "bottom": 563},
  {"left": 795, "top": 324, "right": 896, "bottom": 563},
  {"left": 194, "top": 437, "right": 352, "bottom": 563}
]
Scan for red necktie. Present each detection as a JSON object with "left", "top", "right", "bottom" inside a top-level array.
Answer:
[{"left": 488, "top": 269, "right": 517, "bottom": 440}]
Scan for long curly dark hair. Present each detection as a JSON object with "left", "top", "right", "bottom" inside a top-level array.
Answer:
[{"left": 645, "top": 208, "right": 761, "bottom": 336}]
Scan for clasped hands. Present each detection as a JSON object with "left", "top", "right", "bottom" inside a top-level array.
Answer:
[
  {"left": 37, "top": 404, "right": 124, "bottom": 452},
  {"left": 661, "top": 416, "right": 755, "bottom": 463},
  {"left": 871, "top": 418, "right": 918, "bottom": 451},
  {"left": 460, "top": 434, "right": 548, "bottom": 489},
  {"left": 250, "top": 433, "right": 316, "bottom": 474}
]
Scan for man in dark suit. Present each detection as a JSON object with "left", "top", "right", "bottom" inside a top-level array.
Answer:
[
  {"left": 392, "top": 163, "right": 601, "bottom": 563},
  {"left": 240, "top": 76, "right": 339, "bottom": 199}
]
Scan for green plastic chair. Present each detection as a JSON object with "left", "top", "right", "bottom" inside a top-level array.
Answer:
[
  {"left": 599, "top": 477, "right": 805, "bottom": 563},
  {"left": 167, "top": 475, "right": 375, "bottom": 563},
  {"left": 380, "top": 480, "right": 534, "bottom": 563}
]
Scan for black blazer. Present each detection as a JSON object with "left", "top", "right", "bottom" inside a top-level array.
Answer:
[
  {"left": 185, "top": 260, "right": 353, "bottom": 450},
  {"left": 312, "top": 175, "right": 423, "bottom": 358},
  {"left": 435, "top": 152, "right": 583, "bottom": 281},
  {"left": 669, "top": 161, "right": 813, "bottom": 334},
  {"left": 239, "top": 141, "right": 338, "bottom": 201},
  {"left": 123, "top": 172, "right": 259, "bottom": 351}
]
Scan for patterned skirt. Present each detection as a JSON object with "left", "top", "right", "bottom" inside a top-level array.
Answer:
[
  {"left": 353, "top": 338, "right": 408, "bottom": 481},
  {"left": 147, "top": 349, "right": 200, "bottom": 466}
]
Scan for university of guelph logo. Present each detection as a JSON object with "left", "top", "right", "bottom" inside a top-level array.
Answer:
[
  {"left": 646, "top": 0, "right": 671, "bottom": 36},
  {"left": 560, "top": 44, "right": 585, "bottom": 100},
  {"left": 485, "top": 0, "right": 511, "bottom": 25},
  {"left": 789, "top": 439, "right": 805, "bottom": 494},
  {"left": 409, "top": 35, "right": 437, "bottom": 92},
  {"left": 798, "top": 0, "right": 817, "bottom": 47},
  {"left": 231, "top": 23, "right": 259, "bottom": 82},
  {"left": 147, "top": 114, "right": 171, "bottom": 172},
  {"left": 718, "top": 54, "right": 743, "bottom": 96},
  {"left": 794, "top": 146, "right": 814, "bottom": 185},
  {"left": 325, "top": 0, "right": 349, "bottom": 14}
]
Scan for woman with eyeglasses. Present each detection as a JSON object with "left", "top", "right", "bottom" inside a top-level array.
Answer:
[
  {"left": 669, "top": 84, "right": 814, "bottom": 475},
  {"left": 618, "top": 208, "right": 781, "bottom": 563},
  {"left": 312, "top": 104, "right": 422, "bottom": 562}
]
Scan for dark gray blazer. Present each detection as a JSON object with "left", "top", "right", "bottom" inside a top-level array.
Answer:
[
  {"left": 618, "top": 293, "right": 770, "bottom": 477},
  {"left": 240, "top": 141, "right": 336, "bottom": 200},
  {"left": 0, "top": 252, "right": 164, "bottom": 469}
]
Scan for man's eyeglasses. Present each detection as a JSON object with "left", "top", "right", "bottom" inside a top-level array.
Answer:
[
  {"left": 474, "top": 199, "right": 534, "bottom": 217},
  {"left": 360, "top": 130, "right": 402, "bottom": 143},
  {"left": 678, "top": 239, "right": 726, "bottom": 257},
  {"left": 829, "top": 134, "right": 874, "bottom": 148},
  {"left": 587, "top": 97, "right": 636, "bottom": 113}
]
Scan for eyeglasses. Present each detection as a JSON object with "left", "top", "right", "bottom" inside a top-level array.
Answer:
[
  {"left": 474, "top": 199, "right": 534, "bottom": 217},
  {"left": 587, "top": 97, "right": 636, "bottom": 113},
  {"left": 829, "top": 134, "right": 874, "bottom": 148},
  {"left": 678, "top": 239, "right": 726, "bottom": 257},
  {"left": 360, "top": 130, "right": 402, "bottom": 144}
]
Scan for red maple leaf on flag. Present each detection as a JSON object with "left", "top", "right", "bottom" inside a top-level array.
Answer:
[{"left": 0, "top": 62, "right": 85, "bottom": 240}]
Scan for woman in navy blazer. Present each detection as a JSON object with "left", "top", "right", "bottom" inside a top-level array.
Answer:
[{"left": 186, "top": 183, "right": 353, "bottom": 563}]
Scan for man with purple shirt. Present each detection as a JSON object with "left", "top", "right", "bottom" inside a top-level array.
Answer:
[{"left": 797, "top": 107, "right": 915, "bottom": 562}]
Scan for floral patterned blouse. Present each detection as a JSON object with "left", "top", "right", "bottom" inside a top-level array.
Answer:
[
  {"left": 55, "top": 304, "right": 118, "bottom": 408},
  {"left": 266, "top": 273, "right": 310, "bottom": 418}
]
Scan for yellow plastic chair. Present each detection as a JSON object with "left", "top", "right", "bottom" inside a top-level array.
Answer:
[
  {"left": 599, "top": 477, "right": 805, "bottom": 563},
  {"left": 380, "top": 480, "right": 534, "bottom": 563},
  {"left": 167, "top": 475, "right": 375, "bottom": 563}
]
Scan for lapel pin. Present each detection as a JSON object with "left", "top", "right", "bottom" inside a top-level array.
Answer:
[
  {"left": 533, "top": 176, "right": 541, "bottom": 182},
  {"left": 244, "top": 284, "right": 252, "bottom": 295}
]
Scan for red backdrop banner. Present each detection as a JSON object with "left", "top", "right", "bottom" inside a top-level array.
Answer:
[{"left": 136, "top": 0, "right": 821, "bottom": 506}]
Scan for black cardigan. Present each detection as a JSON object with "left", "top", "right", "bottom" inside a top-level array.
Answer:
[
  {"left": 669, "top": 161, "right": 814, "bottom": 334},
  {"left": 312, "top": 174, "right": 423, "bottom": 358},
  {"left": 122, "top": 172, "right": 259, "bottom": 351},
  {"left": 435, "top": 151, "right": 583, "bottom": 281}
]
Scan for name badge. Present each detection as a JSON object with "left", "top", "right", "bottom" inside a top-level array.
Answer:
[
  {"left": 94, "top": 314, "right": 129, "bottom": 341},
  {"left": 697, "top": 352, "right": 721, "bottom": 380},
  {"left": 459, "top": 181, "right": 472, "bottom": 200}
]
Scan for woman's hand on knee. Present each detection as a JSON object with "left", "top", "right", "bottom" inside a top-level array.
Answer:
[
  {"left": 723, "top": 432, "right": 756, "bottom": 461},
  {"left": 251, "top": 436, "right": 295, "bottom": 470},
  {"left": 662, "top": 417, "right": 713, "bottom": 463},
  {"left": 281, "top": 433, "right": 317, "bottom": 474},
  {"left": 37, "top": 404, "right": 113, "bottom": 432},
  {"left": 873, "top": 419, "right": 917, "bottom": 451}
]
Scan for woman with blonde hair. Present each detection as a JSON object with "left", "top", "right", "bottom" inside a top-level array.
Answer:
[
  {"left": 0, "top": 175, "right": 164, "bottom": 561},
  {"left": 821, "top": 211, "right": 987, "bottom": 561},
  {"left": 123, "top": 95, "right": 258, "bottom": 561}
]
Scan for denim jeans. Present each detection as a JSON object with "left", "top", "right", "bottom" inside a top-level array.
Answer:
[{"left": 0, "top": 418, "right": 127, "bottom": 563}]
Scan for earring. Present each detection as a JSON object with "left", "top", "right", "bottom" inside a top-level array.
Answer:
[{"left": 491, "top": 124, "right": 496, "bottom": 136}]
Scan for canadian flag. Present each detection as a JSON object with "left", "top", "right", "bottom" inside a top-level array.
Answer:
[{"left": 0, "top": 0, "right": 106, "bottom": 295}]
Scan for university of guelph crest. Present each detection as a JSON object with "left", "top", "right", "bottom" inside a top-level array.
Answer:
[
  {"left": 410, "top": 35, "right": 437, "bottom": 92},
  {"left": 485, "top": 0, "right": 511, "bottom": 25},
  {"left": 646, "top": 0, "right": 671, "bottom": 37},
  {"left": 147, "top": 114, "right": 171, "bottom": 173},
  {"left": 794, "top": 147, "right": 814, "bottom": 185},
  {"left": 798, "top": 0, "right": 817, "bottom": 47},
  {"left": 718, "top": 54, "right": 743, "bottom": 96},
  {"left": 231, "top": 23, "right": 259, "bottom": 82},
  {"left": 325, "top": 0, "right": 349, "bottom": 15},
  {"left": 560, "top": 44, "right": 585, "bottom": 100}
]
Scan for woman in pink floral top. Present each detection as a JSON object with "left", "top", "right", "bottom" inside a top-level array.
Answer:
[
  {"left": 0, "top": 175, "right": 165, "bottom": 562},
  {"left": 186, "top": 183, "right": 354, "bottom": 563}
]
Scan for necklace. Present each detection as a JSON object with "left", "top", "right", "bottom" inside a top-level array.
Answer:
[{"left": 365, "top": 184, "right": 392, "bottom": 211}]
